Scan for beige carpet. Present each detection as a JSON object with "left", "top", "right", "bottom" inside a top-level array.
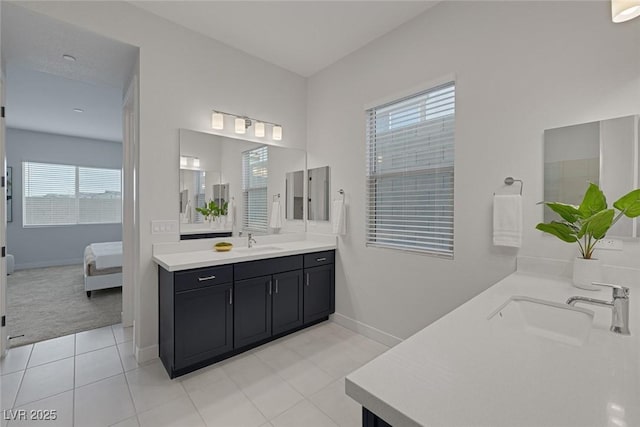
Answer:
[{"left": 7, "top": 265, "right": 122, "bottom": 347}]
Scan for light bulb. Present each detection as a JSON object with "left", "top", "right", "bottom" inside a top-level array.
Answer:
[
  {"left": 255, "top": 122, "right": 265, "bottom": 137},
  {"left": 211, "top": 112, "right": 224, "bottom": 130},
  {"left": 235, "top": 118, "right": 246, "bottom": 134},
  {"left": 272, "top": 125, "right": 282, "bottom": 141}
]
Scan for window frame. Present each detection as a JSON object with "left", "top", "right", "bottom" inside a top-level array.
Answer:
[{"left": 242, "top": 146, "right": 269, "bottom": 233}]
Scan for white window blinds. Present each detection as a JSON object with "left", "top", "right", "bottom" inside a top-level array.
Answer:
[
  {"left": 365, "top": 82, "right": 455, "bottom": 258},
  {"left": 242, "top": 146, "right": 268, "bottom": 232},
  {"left": 23, "top": 161, "right": 122, "bottom": 226}
]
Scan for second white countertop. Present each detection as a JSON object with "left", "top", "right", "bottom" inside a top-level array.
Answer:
[
  {"left": 346, "top": 268, "right": 640, "bottom": 427},
  {"left": 153, "top": 238, "right": 336, "bottom": 271}
]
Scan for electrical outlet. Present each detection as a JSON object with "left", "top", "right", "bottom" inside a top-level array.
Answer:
[
  {"left": 597, "top": 238, "right": 623, "bottom": 251},
  {"left": 151, "top": 220, "right": 178, "bottom": 234}
]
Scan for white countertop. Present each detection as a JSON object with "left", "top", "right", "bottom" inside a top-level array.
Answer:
[
  {"left": 153, "top": 238, "right": 336, "bottom": 271},
  {"left": 346, "top": 268, "right": 640, "bottom": 427}
]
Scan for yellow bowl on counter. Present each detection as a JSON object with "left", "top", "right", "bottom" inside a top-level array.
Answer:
[{"left": 214, "top": 242, "right": 233, "bottom": 252}]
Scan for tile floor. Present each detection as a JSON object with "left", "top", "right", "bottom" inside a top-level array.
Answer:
[{"left": 0, "top": 321, "right": 389, "bottom": 427}]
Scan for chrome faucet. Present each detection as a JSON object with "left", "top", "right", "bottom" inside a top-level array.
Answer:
[
  {"left": 248, "top": 233, "right": 257, "bottom": 248},
  {"left": 567, "top": 282, "right": 630, "bottom": 335}
]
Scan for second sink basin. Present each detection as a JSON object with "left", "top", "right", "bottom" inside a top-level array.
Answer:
[{"left": 488, "top": 296, "right": 595, "bottom": 346}]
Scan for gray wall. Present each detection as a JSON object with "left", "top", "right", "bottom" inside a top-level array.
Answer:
[{"left": 7, "top": 128, "right": 122, "bottom": 269}]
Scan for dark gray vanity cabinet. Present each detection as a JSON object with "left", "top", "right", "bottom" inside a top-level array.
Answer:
[
  {"left": 159, "top": 250, "right": 335, "bottom": 378},
  {"left": 233, "top": 275, "right": 273, "bottom": 349},
  {"left": 303, "top": 251, "right": 335, "bottom": 324}
]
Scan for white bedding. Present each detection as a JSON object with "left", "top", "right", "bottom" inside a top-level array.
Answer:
[{"left": 90, "top": 241, "right": 123, "bottom": 270}]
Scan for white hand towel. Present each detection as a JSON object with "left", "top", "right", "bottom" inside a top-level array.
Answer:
[
  {"left": 229, "top": 199, "right": 236, "bottom": 226},
  {"left": 493, "top": 194, "right": 522, "bottom": 247},
  {"left": 332, "top": 199, "right": 346, "bottom": 235},
  {"left": 270, "top": 201, "right": 282, "bottom": 229}
]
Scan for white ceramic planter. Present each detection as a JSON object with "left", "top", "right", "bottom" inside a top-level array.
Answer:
[{"left": 572, "top": 258, "right": 603, "bottom": 291}]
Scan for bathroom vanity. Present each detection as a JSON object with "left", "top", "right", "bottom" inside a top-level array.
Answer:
[
  {"left": 154, "top": 238, "right": 336, "bottom": 378},
  {"left": 346, "top": 258, "right": 640, "bottom": 426}
]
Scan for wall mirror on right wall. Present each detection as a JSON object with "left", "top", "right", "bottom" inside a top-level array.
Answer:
[
  {"left": 544, "top": 115, "right": 640, "bottom": 237},
  {"left": 308, "top": 166, "right": 330, "bottom": 221}
]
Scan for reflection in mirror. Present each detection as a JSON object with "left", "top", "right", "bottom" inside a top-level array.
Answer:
[
  {"left": 286, "top": 170, "right": 304, "bottom": 220},
  {"left": 179, "top": 129, "right": 306, "bottom": 238},
  {"left": 544, "top": 115, "right": 639, "bottom": 237},
  {"left": 308, "top": 166, "right": 330, "bottom": 221}
]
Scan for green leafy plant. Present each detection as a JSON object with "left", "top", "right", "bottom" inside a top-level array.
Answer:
[
  {"left": 196, "top": 200, "right": 221, "bottom": 221},
  {"left": 537, "top": 183, "right": 640, "bottom": 259}
]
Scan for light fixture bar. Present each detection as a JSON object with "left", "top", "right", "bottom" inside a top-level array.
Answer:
[{"left": 210, "top": 109, "right": 282, "bottom": 138}]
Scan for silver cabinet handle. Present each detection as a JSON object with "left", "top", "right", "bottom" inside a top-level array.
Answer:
[
  {"left": 275, "top": 279, "right": 279, "bottom": 294},
  {"left": 306, "top": 273, "right": 310, "bottom": 286},
  {"left": 269, "top": 280, "right": 272, "bottom": 295},
  {"left": 229, "top": 288, "right": 233, "bottom": 305},
  {"left": 316, "top": 257, "right": 327, "bottom": 262},
  {"left": 198, "top": 275, "right": 216, "bottom": 282}
]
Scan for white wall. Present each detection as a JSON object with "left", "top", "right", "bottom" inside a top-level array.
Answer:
[
  {"left": 307, "top": 1, "right": 640, "bottom": 341},
  {"left": 15, "top": 1, "right": 307, "bottom": 359},
  {"left": 6, "top": 128, "right": 122, "bottom": 269}
]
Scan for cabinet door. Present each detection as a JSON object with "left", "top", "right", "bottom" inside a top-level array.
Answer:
[
  {"left": 234, "top": 276, "right": 272, "bottom": 349},
  {"left": 272, "top": 270, "right": 303, "bottom": 335},
  {"left": 174, "top": 283, "right": 233, "bottom": 370},
  {"left": 303, "top": 264, "right": 335, "bottom": 324}
]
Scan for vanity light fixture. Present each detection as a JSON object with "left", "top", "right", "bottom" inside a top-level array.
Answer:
[
  {"left": 62, "top": 54, "right": 76, "bottom": 62},
  {"left": 180, "top": 156, "right": 188, "bottom": 167},
  {"left": 211, "top": 112, "right": 224, "bottom": 130},
  {"left": 73, "top": 108, "right": 84, "bottom": 113},
  {"left": 612, "top": 0, "right": 640, "bottom": 22},
  {"left": 211, "top": 109, "right": 283, "bottom": 140},
  {"left": 272, "top": 125, "right": 283, "bottom": 141}
]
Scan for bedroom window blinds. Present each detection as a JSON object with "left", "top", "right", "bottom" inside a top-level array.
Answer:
[
  {"left": 23, "top": 161, "right": 122, "bottom": 226},
  {"left": 365, "top": 82, "right": 456, "bottom": 258},
  {"left": 242, "top": 146, "right": 268, "bottom": 233}
]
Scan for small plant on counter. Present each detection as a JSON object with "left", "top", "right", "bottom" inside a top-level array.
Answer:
[
  {"left": 196, "top": 200, "right": 221, "bottom": 221},
  {"left": 536, "top": 183, "right": 640, "bottom": 259}
]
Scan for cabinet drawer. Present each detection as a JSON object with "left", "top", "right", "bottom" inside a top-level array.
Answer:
[
  {"left": 303, "top": 251, "right": 334, "bottom": 267},
  {"left": 175, "top": 265, "right": 233, "bottom": 292},
  {"left": 234, "top": 255, "right": 303, "bottom": 281}
]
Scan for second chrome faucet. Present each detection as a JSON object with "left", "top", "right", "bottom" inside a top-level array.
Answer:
[{"left": 567, "top": 282, "right": 630, "bottom": 335}]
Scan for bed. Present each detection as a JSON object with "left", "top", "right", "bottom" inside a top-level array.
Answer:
[{"left": 84, "top": 241, "right": 123, "bottom": 297}]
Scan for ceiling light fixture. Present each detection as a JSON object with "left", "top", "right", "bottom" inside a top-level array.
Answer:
[
  {"left": 73, "top": 108, "right": 84, "bottom": 113},
  {"left": 612, "top": 0, "right": 640, "bottom": 22},
  {"left": 210, "top": 109, "right": 283, "bottom": 141},
  {"left": 62, "top": 54, "right": 76, "bottom": 62}
]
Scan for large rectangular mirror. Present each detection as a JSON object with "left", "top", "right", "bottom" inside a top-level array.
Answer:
[
  {"left": 179, "top": 129, "right": 306, "bottom": 238},
  {"left": 308, "top": 166, "right": 330, "bottom": 221},
  {"left": 544, "top": 115, "right": 639, "bottom": 237},
  {"left": 286, "top": 170, "right": 304, "bottom": 220}
]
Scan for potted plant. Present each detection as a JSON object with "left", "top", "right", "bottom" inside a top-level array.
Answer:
[
  {"left": 537, "top": 183, "right": 640, "bottom": 290},
  {"left": 195, "top": 200, "right": 222, "bottom": 227}
]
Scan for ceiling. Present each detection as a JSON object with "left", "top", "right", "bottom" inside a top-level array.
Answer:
[
  {"left": 2, "top": 3, "right": 139, "bottom": 142},
  {"left": 130, "top": 1, "right": 436, "bottom": 77}
]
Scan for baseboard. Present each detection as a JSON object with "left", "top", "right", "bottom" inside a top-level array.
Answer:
[
  {"left": 135, "top": 343, "right": 159, "bottom": 364},
  {"left": 15, "top": 258, "right": 84, "bottom": 270},
  {"left": 332, "top": 313, "right": 403, "bottom": 347}
]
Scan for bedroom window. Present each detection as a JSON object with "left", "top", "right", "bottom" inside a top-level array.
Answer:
[
  {"left": 23, "top": 161, "right": 122, "bottom": 226},
  {"left": 365, "top": 82, "right": 456, "bottom": 258},
  {"left": 242, "top": 146, "right": 268, "bottom": 233}
]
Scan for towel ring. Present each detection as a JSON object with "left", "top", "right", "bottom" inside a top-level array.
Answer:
[
  {"left": 494, "top": 177, "right": 523, "bottom": 195},
  {"left": 338, "top": 189, "right": 345, "bottom": 201}
]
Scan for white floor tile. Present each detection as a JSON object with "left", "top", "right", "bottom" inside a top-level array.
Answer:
[
  {"left": 116, "top": 342, "right": 140, "bottom": 372},
  {"left": 0, "top": 345, "right": 32, "bottom": 376},
  {"left": 1, "top": 371, "right": 24, "bottom": 410},
  {"left": 74, "top": 374, "right": 135, "bottom": 427},
  {"left": 187, "top": 376, "right": 266, "bottom": 427},
  {"left": 271, "top": 399, "right": 338, "bottom": 427},
  {"left": 310, "top": 378, "right": 361, "bottom": 427},
  {"left": 110, "top": 416, "right": 140, "bottom": 427},
  {"left": 112, "top": 324, "right": 133, "bottom": 344},
  {"left": 137, "top": 395, "right": 204, "bottom": 427},
  {"left": 179, "top": 364, "right": 228, "bottom": 393},
  {"left": 76, "top": 325, "right": 116, "bottom": 355},
  {"left": 125, "top": 360, "right": 186, "bottom": 413},
  {"left": 75, "top": 345, "right": 123, "bottom": 387},
  {"left": 254, "top": 343, "right": 334, "bottom": 397},
  {"left": 8, "top": 390, "right": 73, "bottom": 427},
  {"left": 14, "top": 358, "right": 74, "bottom": 407},
  {"left": 27, "top": 335, "right": 75, "bottom": 369}
]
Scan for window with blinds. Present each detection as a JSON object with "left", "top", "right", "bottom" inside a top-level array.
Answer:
[
  {"left": 23, "top": 161, "right": 122, "bottom": 226},
  {"left": 242, "top": 146, "right": 268, "bottom": 232},
  {"left": 366, "top": 82, "right": 455, "bottom": 258}
]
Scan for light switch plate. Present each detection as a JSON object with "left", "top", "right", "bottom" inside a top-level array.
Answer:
[{"left": 151, "top": 220, "right": 178, "bottom": 234}]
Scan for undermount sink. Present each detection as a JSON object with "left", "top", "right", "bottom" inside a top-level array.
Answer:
[
  {"left": 233, "top": 246, "right": 283, "bottom": 253},
  {"left": 488, "top": 296, "right": 595, "bottom": 346}
]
